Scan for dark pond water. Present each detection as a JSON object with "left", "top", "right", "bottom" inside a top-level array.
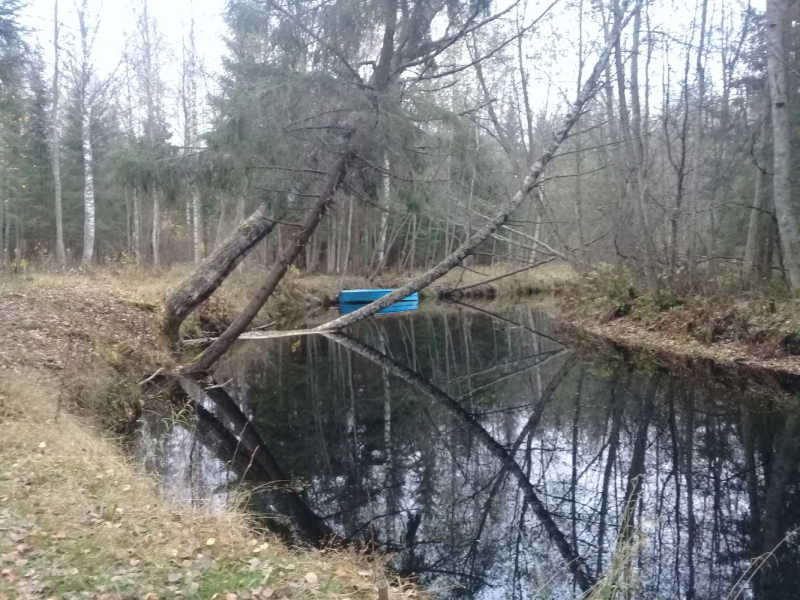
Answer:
[{"left": 140, "top": 301, "right": 800, "bottom": 599}]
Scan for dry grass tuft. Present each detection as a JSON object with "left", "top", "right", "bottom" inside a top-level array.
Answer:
[{"left": 584, "top": 533, "right": 646, "bottom": 600}]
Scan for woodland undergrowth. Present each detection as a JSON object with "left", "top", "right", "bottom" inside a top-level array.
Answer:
[{"left": 559, "top": 264, "right": 800, "bottom": 362}]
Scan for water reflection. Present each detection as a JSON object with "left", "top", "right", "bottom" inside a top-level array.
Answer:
[{"left": 141, "top": 303, "right": 800, "bottom": 599}]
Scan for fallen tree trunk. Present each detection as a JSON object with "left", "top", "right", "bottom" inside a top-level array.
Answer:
[
  {"left": 164, "top": 204, "right": 276, "bottom": 348},
  {"left": 313, "top": 0, "right": 638, "bottom": 332},
  {"left": 183, "top": 150, "right": 353, "bottom": 374}
]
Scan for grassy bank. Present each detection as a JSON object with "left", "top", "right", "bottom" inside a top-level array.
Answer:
[
  {"left": 557, "top": 267, "right": 800, "bottom": 375},
  {"left": 0, "top": 270, "right": 420, "bottom": 600},
  {"left": 0, "top": 372, "right": 413, "bottom": 600}
]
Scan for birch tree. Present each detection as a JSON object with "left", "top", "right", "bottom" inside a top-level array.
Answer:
[
  {"left": 51, "top": 0, "right": 65, "bottom": 265},
  {"left": 75, "top": 0, "right": 96, "bottom": 266},
  {"left": 132, "top": 0, "right": 167, "bottom": 266},
  {"left": 180, "top": 10, "right": 203, "bottom": 265},
  {"left": 765, "top": 0, "right": 800, "bottom": 289}
]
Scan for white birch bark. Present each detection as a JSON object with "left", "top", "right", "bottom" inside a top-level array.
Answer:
[
  {"left": 52, "top": 0, "right": 66, "bottom": 265},
  {"left": 377, "top": 154, "right": 390, "bottom": 266},
  {"left": 78, "top": 0, "right": 95, "bottom": 266},
  {"left": 133, "top": 187, "right": 141, "bottom": 264},
  {"left": 152, "top": 192, "right": 160, "bottom": 266},
  {"left": 766, "top": 0, "right": 800, "bottom": 288},
  {"left": 80, "top": 105, "right": 95, "bottom": 265},
  {"left": 192, "top": 186, "right": 203, "bottom": 264},
  {"left": 186, "top": 197, "right": 192, "bottom": 259}
]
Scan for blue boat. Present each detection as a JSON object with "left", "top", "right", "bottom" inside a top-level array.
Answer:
[
  {"left": 338, "top": 300, "right": 418, "bottom": 315},
  {"left": 339, "top": 289, "right": 419, "bottom": 304},
  {"left": 338, "top": 289, "right": 419, "bottom": 315}
]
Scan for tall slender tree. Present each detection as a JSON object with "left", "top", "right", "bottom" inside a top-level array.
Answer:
[
  {"left": 52, "top": 0, "right": 65, "bottom": 265},
  {"left": 765, "top": 0, "right": 800, "bottom": 289},
  {"left": 75, "top": 0, "right": 96, "bottom": 266}
]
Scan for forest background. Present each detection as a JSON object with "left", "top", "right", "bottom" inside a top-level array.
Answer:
[{"left": 0, "top": 0, "right": 794, "bottom": 303}]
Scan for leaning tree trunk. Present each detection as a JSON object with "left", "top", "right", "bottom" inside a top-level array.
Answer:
[
  {"left": 81, "top": 106, "right": 95, "bottom": 266},
  {"left": 767, "top": 0, "right": 800, "bottom": 289},
  {"left": 182, "top": 151, "right": 353, "bottom": 373},
  {"left": 164, "top": 204, "right": 276, "bottom": 347},
  {"left": 314, "top": 0, "right": 638, "bottom": 331},
  {"left": 171, "top": 0, "right": 637, "bottom": 373}
]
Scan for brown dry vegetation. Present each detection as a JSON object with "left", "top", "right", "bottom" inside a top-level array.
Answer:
[
  {"left": 558, "top": 268, "right": 800, "bottom": 375},
  {"left": 0, "top": 269, "right": 426, "bottom": 600}
]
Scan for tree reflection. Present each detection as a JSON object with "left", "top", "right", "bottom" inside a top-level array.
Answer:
[{"left": 142, "top": 305, "right": 800, "bottom": 599}]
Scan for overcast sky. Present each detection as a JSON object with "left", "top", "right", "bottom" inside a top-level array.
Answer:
[{"left": 22, "top": 0, "right": 227, "bottom": 82}]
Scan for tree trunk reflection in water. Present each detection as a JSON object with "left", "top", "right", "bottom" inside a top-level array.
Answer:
[
  {"left": 756, "top": 412, "right": 799, "bottom": 598},
  {"left": 176, "top": 378, "right": 334, "bottom": 545},
  {"left": 596, "top": 384, "right": 620, "bottom": 576},
  {"left": 323, "top": 332, "right": 596, "bottom": 593}
]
